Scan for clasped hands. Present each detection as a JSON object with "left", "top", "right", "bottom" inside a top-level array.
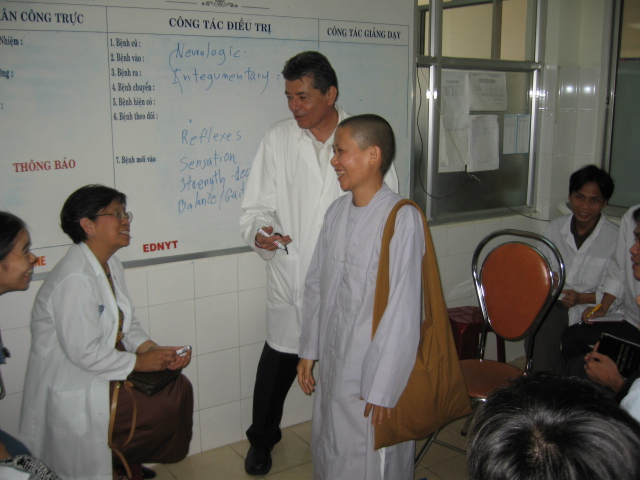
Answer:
[{"left": 296, "top": 358, "right": 392, "bottom": 425}]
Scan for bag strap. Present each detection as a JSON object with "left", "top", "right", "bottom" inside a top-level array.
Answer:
[
  {"left": 109, "top": 380, "right": 137, "bottom": 480},
  {"left": 372, "top": 199, "right": 441, "bottom": 337}
]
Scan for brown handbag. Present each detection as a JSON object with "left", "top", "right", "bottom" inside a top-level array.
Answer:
[{"left": 372, "top": 199, "right": 471, "bottom": 449}]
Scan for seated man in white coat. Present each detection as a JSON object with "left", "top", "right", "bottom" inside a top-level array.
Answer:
[
  {"left": 530, "top": 165, "right": 618, "bottom": 373},
  {"left": 297, "top": 114, "right": 423, "bottom": 480}
]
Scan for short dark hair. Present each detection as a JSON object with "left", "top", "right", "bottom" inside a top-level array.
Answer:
[
  {"left": 282, "top": 51, "right": 338, "bottom": 97},
  {"left": 337, "top": 114, "right": 396, "bottom": 175},
  {"left": 468, "top": 373, "right": 640, "bottom": 480},
  {"left": 633, "top": 206, "right": 640, "bottom": 224},
  {"left": 569, "top": 165, "right": 615, "bottom": 200},
  {"left": 61, "top": 185, "right": 127, "bottom": 244},
  {"left": 0, "top": 211, "right": 27, "bottom": 264}
]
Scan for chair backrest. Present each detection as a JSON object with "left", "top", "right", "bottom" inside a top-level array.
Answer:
[{"left": 472, "top": 229, "right": 565, "bottom": 372}]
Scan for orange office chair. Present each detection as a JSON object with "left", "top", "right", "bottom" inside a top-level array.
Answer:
[{"left": 414, "top": 229, "right": 564, "bottom": 467}]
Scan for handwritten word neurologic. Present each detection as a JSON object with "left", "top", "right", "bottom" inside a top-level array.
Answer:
[{"left": 168, "top": 42, "right": 269, "bottom": 94}]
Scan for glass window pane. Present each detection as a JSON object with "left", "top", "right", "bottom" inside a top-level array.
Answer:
[
  {"left": 501, "top": 0, "right": 534, "bottom": 61},
  {"left": 429, "top": 70, "right": 533, "bottom": 220},
  {"left": 442, "top": 4, "right": 493, "bottom": 58},
  {"left": 620, "top": 0, "right": 640, "bottom": 58}
]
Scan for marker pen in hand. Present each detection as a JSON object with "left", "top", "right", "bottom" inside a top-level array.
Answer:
[{"left": 257, "top": 228, "right": 288, "bottom": 252}]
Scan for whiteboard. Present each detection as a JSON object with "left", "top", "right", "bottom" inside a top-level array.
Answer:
[{"left": 0, "top": 0, "right": 413, "bottom": 272}]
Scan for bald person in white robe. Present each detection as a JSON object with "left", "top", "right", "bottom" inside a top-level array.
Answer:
[{"left": 298, "top": 115, "right": 423, "bottom": 480}]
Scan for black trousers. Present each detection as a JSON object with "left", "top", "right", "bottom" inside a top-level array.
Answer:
[
  {"left": 562, "top": 320, "right": 640, "bottom": 378},
  {"left": 246, "top": 342, "right": 299, "bottom": 448}
]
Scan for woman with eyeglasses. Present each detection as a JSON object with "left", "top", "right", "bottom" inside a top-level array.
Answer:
[{"left": 19, "top": 185, "right": 193, "bottom": 480}]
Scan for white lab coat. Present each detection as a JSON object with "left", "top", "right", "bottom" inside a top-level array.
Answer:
[
  {"left": 621, "top": 377, "right": 640, "bottom": 423},
  {"left": 19, "top": 243, "right": 149, "bottom": 480},
  {"left": 544, "top": 213, "right": 619, "bottom": 325},
  {"left": 602, "top": 205, "right": 640, "bottom": 327},
  {"left": 299, "top": 186, "right": 422, "bottom": 480},
  {"left": 239, "top": 105, "right": 398, "bottom": 353}
]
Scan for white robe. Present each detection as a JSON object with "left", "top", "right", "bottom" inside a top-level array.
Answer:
[
  {"left": 299, "top": 185, "right": 423, "bottom": 480},
  {"left": 19, "top": 243, "right": 150, "bottom": 480},
  {"left": 239, "top": 106, "right": 398, "bottom": 353},
  {"left": 544, "top": 213, "right": 619, "bottom": 325},
  {"left": 602, "top": 205, "right": 640, "bottom": 327}
]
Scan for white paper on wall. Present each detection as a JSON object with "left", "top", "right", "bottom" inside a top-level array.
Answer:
[
  {"left": 439, "top": 70, "right": 470, "bottom": 172},
  {"left": 468, "top": 72, "right": 507, "bottom": 111},
  {"left": 469, "top": 115, "right": 500, "bottom": 172}
]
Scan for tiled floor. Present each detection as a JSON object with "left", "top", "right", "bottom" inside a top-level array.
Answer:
[{"left": 151, "top": 416, "right": 471, "bottom": 480}]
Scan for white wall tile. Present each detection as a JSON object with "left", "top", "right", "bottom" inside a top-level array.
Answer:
[
  {"left": 578, "top": 66, "right": 598, "bottom": 111},
  {"left": 182, "top": 355, "right": 200, "bottom": 412},
  {"left": 148, "top": 300, "right": 196, "bottom": 348},
  {"left": 123, "top": 267, "right": 148, "bottom": 308},
  {"left": 553, "top": 111, "right": 577, "bottom": 155},
  {"left": 473, "top": 219, "right": 502, "bottom": 247},
  {"left": 238, "top": 288, "right": 267, "bottom": 346},
  {"left": 557, "top": 65, "right": 579, "bottom": 110},
  {"left": 189, "top": 410, "right": 202, "bottom": 456},
  {"left": 238, "top": 253, "right": 267, "bottom": 291},
  {"left": 443, "top": 253, "right": 474, "bottom": 301},
  {"left": 194, "top": 256, "right": 238, "bottom": 298},
  {"left": 1, "top": 283, "right": 39, "bottom": 330},
  {"left": 241, "top": 397, "right": 253, "bottom": 440},
  {"left": 135, "top": 306, "right": 150, "bottom": 336},
  {"left": 195, "top": 293, "right": 239, "bottom": 355},
  {"left": 199, "top": 402, "right": 243, "bottom": 451},
  {"left": 197, "top": 348, "right": 240, "bottom": 409},
  {"left": 539, "top": 65, "right": 558, "bottom": 111},
  {"left": 575, "top": 110, "right": 596, "bottom": 156},
  {"left": 239, "top": 342, "right": 263, "bottom": 399},
  {"left": 2, "top": 327, "right": 31, "bottom": 396},
  {"left": 147, "top": 262, "right": 194, "bottom": 306},
  {"left": 446, "top": 223, "right": 475, "bottom": 255},
  {"left": 281, "top": 384, "right": 313, "bottom": 428},
  {"left": 0, "top": 392, "right": 23, "bottom": 436},
  {"left": 430, "top": 226, "right": 447, "bottom": 258}
]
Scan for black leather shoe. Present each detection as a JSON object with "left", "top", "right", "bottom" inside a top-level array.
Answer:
[
  {"left": 141, "top": 466, "right": 157, "bottom": 479},
  {"left": 245, "top": 445, "right": 273, "bottom": 476}
]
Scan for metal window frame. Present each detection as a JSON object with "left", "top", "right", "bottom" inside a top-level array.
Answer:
[{"left": 415, "top": 0, "right": 545, "bottom": 221}]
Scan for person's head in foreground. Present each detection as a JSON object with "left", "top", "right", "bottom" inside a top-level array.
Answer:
[
  {"left": 0, "top": 211, "right": 36, "bottom": 295},
  {"left": 468, "top": 372, "right": 640, "bottom": 480},
  {"left": 331, "top": 114, "right": 395, "bottom": 205}
]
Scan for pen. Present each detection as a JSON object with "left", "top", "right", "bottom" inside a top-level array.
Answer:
[
  {"left": 257, "top": 228, "right": 288, "bottom": 253},
  {"left": 587, "top": 304, "right": 602, "bottom": 317}
]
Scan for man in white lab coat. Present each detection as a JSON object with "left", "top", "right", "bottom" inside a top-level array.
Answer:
[
  {"left": 298, "top": 114, "right": 420, "bottom": 480},
  {"left": 531, "top": 165, "right": 618, "bottom": 372},
  {"left": 239, "top": 52, "right": 398, "bottom": 475}
]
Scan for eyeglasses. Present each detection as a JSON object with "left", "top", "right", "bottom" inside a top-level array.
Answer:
[{"left": 93, "top": 211, "right": 133, "bottom": 223}]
